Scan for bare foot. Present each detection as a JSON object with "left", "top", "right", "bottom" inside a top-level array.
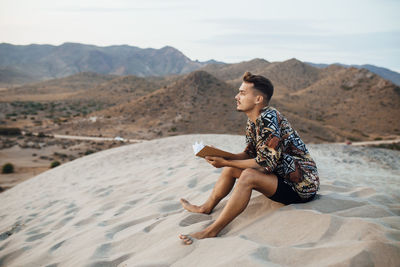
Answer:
[
  {"left": 179, "top": 234, "right": 194, "bottom": 245},
  {"left": 179, "top": 230, "right": 217, "bottom": 245},
  {"left": 180, "top": 198, "right": 210, "bottom": 214}
]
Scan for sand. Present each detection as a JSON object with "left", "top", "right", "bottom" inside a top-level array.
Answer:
[{"left": 0, "top": 134, "right": 399, "bottom": 266}]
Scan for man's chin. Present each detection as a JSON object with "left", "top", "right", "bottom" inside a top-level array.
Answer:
[{"left": 236, "top": 107, "right": 244, "bottom": 112}]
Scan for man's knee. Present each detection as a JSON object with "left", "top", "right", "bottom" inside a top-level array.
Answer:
[
  {"left": 222, "top": 166, "right": 241, "bottom": 178},
  {"left": 222, "top": 166, "right": 234, "bottom": 173},
  {"left": 237, "top": 168, "right": 257, "bottom": 187}
]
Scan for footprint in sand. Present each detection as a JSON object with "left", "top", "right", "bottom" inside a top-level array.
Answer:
[
  {"left": 52, "top": 216, "right": 74, "bottom": 230},
  {"left": 0, "top": 240, "right": 9, "bottom": 251},
  {"left": 201, "top": 182, "right": 215, "bottom": 192},
  {"left": 106, "top": 214, "right": 158, "bottom": 239},
  {"left": 64, "top": 203, "right": 79, "bottom": 216},
  {"left": 0, "top": 221, "right": 24, "bottom": 241},
  {"left": 50, "top": 240, "right": 65, "bottom": 252},
  {"left": 125, "top": 199, "right": 141, "bottom": 206},
  {"left": 43, "top": 200, "right": 59, "bottom": 210},
  {"left": 64, "top": 207, "right": 79, "bottom": 216},
  {"left": 160, "top": 203, "right": 181, "bottom": 212},
  {"left": 251, "top": 247, "right": 270, "bottom": 262},
  {"left": 179, "top": 214, "right": 212, "bottom": 227},
  {"left": 25, "top": 228, "right": 42, "bottom": 236},
  {"left": 91, "top": 243, "right": 112, "bottom": 258},
  {"left": 113, "top": 205, "right": 132, "bottom": 216},
  {"left": 0, "top": 246, "right": 31, "bottom": 266},
  {"left": 98, "top": 189, "right": 114, "bottom": 197},
  {"left": 308, "top": 194, "right": 366, "bottom": 213},
  {"left": 93, "top": 202, "right": 116, "bottom": 215},
  {"left": 24, "top": 213, "right": 39, "bottom": 224},
  {"left": 93, "top": 186, "right": 114, "bottom": 197},
  {"left": 25, "top": 232, "right": 51, "bottom": 242},
  {"left": 143, "top": 219, "right": 165, "bottom": 233},
  {"left": 74, "top": 217, "right": 96, "bottom": 227},
  {"left": 87, "top": 254, "right": 131, "bottom": 267},
  {"left": 187, "top": 177, "right": 197, "bottom": 188}
]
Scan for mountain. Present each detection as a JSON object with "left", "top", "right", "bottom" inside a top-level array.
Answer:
[
  {"left": 0, "top": 72, "right": 172, "bottom": 122},
  {"left": 1, "top": 72, "right": 116, "bottom": 101},
  {"left": 200, "top": 58, "right": 270, "bottom": 84},
  {"left": 202, "top": 58, "right": 323, "bottom": 95},
  {"left": 0, "top": 43, "right": 214, "bottom": 83},
  {"left": 0, "top": 67, "right": 36, "bottom": 86},
  {"left": 256, "top": 58, "right": 322, "bottom": 94},
  {"left": 72, "top": 75, "right": 167, "bottom": 105},
  {"left": 271, "top": 66, "right": 400, "bottom": 142},
  {"left": 305, "top": 62, "right": 400, "bottom": 86},
  {"left": 188, "top": 61, "right": 400, "bottom": 142},
  {"left": 55, "top": 71, "right": 247, "bottom": 139}
]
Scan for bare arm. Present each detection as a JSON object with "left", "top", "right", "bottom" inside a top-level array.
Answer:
[
  {"left": 224, "top": 158, "right": 261, "bottom": 170},
  {"left": 226, "top": 151, "right": 251, "bottom": 160},
  {"left": 205, "top": 156, "right": 264, "bottom": 172}
]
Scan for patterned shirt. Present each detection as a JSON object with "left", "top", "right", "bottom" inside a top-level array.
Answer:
[{"left": 244, "top": 106, "right": 319, "bottom": 199}]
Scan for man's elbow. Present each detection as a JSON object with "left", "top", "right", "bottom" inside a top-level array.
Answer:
[{"left": 252, "top": 160, "right": 266, "bottom": 173}]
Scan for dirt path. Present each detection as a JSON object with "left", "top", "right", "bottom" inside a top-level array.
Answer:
[
  {"left": 35, "top": 133, "right": 400, "bottom": 146},
  {"left": 339, "top": 138, "right": 400, "bottom": 146},
  {"left": 52, "top": 134, "right": 145, "bottom": 143},
  {"left": 23, "top": 132, "right": 146, "bottom": 143}
]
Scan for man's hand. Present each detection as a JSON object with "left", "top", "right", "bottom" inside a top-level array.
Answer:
[{"left": 205, "top": 156, "right": 227, "bottom": 168}]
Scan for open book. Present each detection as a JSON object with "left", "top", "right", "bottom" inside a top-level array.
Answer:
[{"left": 192, "top": 141, "right": 236, "bottom": 159}]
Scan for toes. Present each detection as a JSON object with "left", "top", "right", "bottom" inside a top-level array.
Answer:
[
  {"left": 183, "top": 237, "right": 193, "bottom": 245},
  {"left": 179, "top": 233, "right": 188, "bottom": 240},
  {"left": 179, "top": 234, "right": 193, "bottom": 245}
]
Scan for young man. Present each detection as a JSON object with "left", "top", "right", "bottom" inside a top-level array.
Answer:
[{"left": 179, "top": 71, "right": 320, "bottom": 245}]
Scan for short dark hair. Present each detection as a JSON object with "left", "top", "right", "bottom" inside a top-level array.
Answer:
[{"left": 242, "top": 71, "right": 274, "bottom": 103}]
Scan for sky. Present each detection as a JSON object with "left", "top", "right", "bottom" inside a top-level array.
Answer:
[{"left": 1, "top": 0, "right": 399, "bottom": 72}]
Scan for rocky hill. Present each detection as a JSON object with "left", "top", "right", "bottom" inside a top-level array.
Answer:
[
  {"left": 2, "top": 58, "right": 399, "bottom": 143},
  {"left": 0, "top": 67, "right": 36, "bottom": 86},
  {"left": 306, "top": 62, "right": 400, "bottom": 86},
  {"left": 56, "top": 71, "right": 246, "bottom": 139},
  {"left": 272, "top": 66, "right": 400, "bottom": 142},
  {"left": 194, "top": 59, "right": 400, "bottom": 142}
]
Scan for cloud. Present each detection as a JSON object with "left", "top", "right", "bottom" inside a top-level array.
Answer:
[{"left": 49, "top": 1, "right": 192, "bottom": 13}]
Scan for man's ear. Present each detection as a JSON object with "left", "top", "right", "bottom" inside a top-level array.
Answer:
[{"left": 255, "top": 95, "right": 264, "bottom": 105}]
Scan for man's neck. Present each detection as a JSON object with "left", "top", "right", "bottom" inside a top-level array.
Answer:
[{"left": 246, "top": 105, "right": 267, "bottom": 123}]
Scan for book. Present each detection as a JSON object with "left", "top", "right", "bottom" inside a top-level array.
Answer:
[{"left": 192, "top": 141, "right": 236, "bottom": 159}]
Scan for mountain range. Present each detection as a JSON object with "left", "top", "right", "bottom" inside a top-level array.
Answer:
[
  {"left": 0, "top": 43, "right": 399, "bottom": 87},
  {"left": 0, "top": 43, "right": 216, "bottom": 83},
  {"left": 1, "top": 43, "right": 399, "bottom": 143},
  {"left": 3, "top": 59, "right": 398, "bottom": 143}
]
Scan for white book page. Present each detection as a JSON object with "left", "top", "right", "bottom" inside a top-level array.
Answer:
[{"left": 192, "top": 141, "right": 205, "bottom": 155}]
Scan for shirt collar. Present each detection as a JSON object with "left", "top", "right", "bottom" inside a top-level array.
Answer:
[{"left": 255, "top": 105, "right": 270, "bottom": 124}]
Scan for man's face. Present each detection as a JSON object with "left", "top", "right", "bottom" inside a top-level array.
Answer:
[{"left": 235, "top": 82, "right": 259, "bottom": 112}]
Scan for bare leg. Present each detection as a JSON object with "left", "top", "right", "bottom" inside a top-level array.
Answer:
[
  {"left": 180, "top": 168, "right": 278, "bottom": 244},
  {"left": 180, "top": 167, "right": 243, "bottom": 214}
]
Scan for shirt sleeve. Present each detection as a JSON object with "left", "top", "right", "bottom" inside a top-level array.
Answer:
[
  {"left": 255, "top": 117, "right": 282, "bottom": 173},
  {"left": 244, "top": 140, "right": 256, "bottom": 158},
  {"left": 244, "top": 120, "right": 257, "bottom": 158}
]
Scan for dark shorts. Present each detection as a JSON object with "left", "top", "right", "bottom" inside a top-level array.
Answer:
[{"left": 270, "top": 177, "right": 316, "bottom": 205}]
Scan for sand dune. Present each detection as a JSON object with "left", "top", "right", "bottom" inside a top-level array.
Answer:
[{"left": 0, "top": 134, "right": 399, "bottom": 266}]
